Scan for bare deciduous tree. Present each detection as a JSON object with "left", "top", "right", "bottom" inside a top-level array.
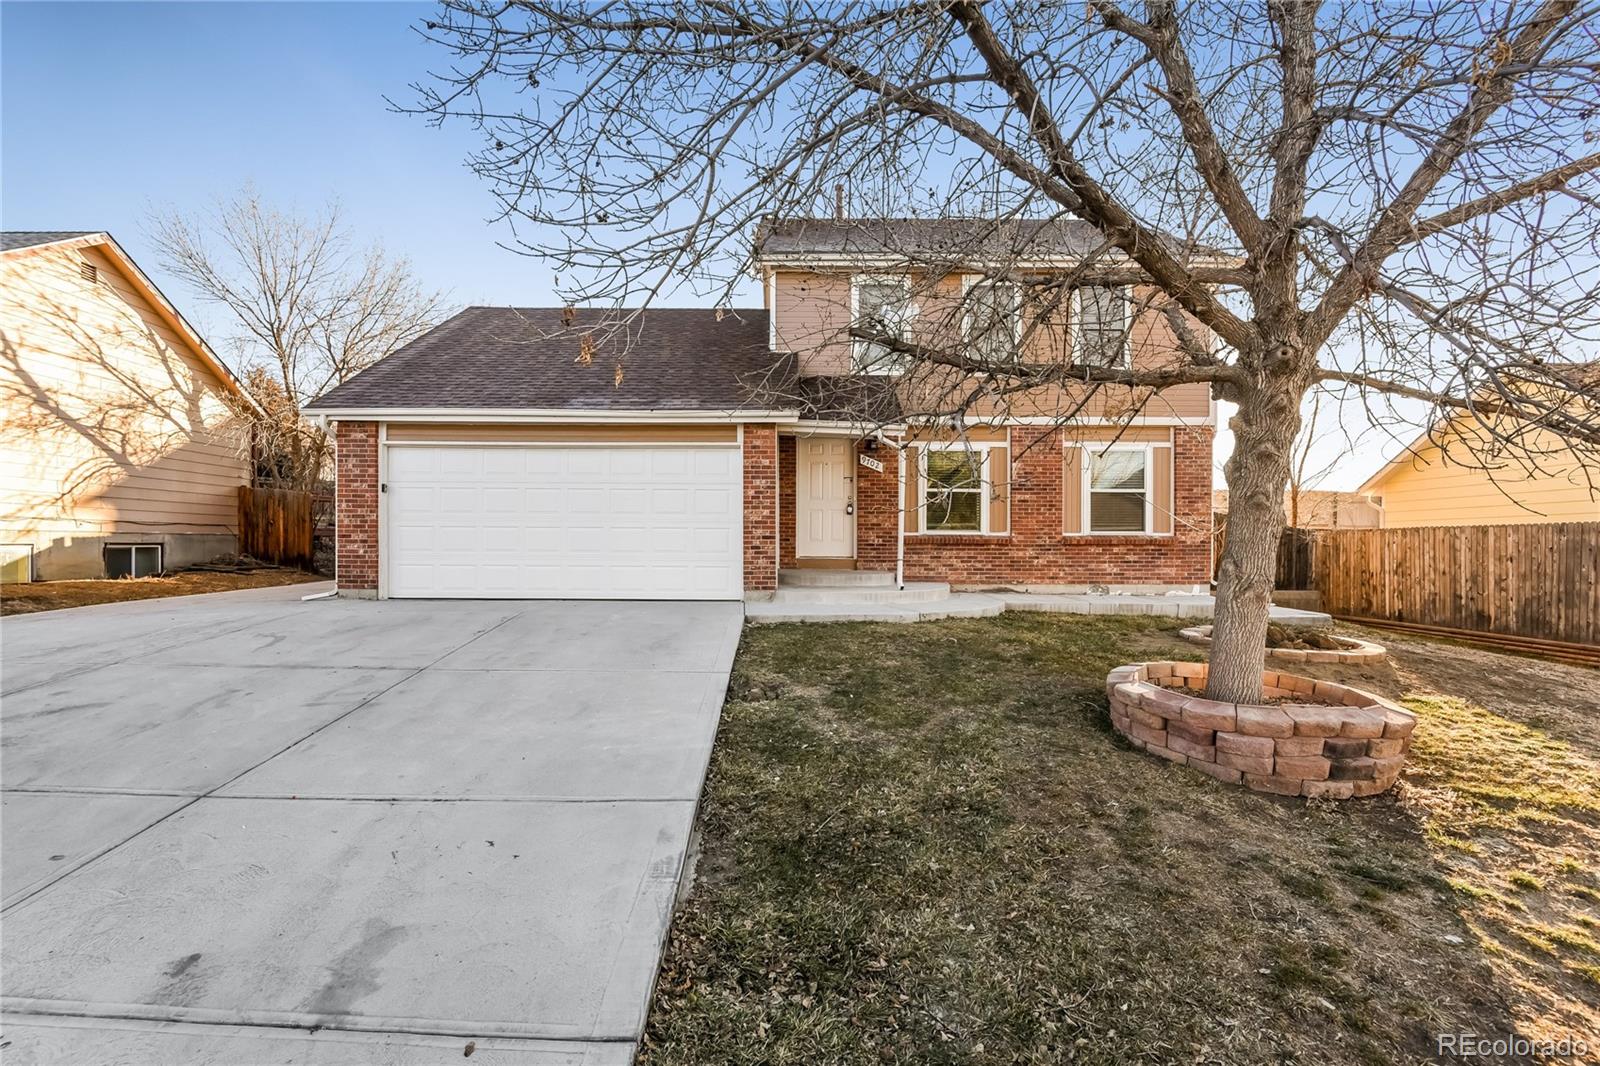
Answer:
[
  {"left": 150, "top": 191, "right": 447, "bottom": 489},
  {"left": 411, "top": 0, "right": 1599, "bottom": 701}
]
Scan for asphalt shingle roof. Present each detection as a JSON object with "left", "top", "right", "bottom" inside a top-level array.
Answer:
[
  {"left": 1, "top": 231, "right": 100, "bottom": 252},
  {"left": 306, "top": 306, "right": 793, "bottom": 412}
]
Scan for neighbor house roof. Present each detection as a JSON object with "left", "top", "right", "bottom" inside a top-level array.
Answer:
[
  {"left": 1, "top": 230, "right": 258, "bottom": 412},
  {"left": 306, "top": 306, "right": 795, "bottom": 414},
  {"left": 1213, "top": 488, "right": 1384, "bottom": 529},
  {"left": 2, "top": 231, "right": 100, "bottom": 252},
  {"left": 753, "top": 216, "right": 1233, "bottom": 267},
  {"left": 1355, "top": 363, "right": 1600, "bottom": 494}
]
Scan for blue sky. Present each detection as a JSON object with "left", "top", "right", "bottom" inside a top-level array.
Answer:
[
  {"left": 3, "top": 1, "right": 1399, "bottom": 489},
  {"left": 0, "top": 1, "right": 655, "bottom": 310}
]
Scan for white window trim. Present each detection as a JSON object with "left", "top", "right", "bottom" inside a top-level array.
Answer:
[
  {"left": 1080, "top": 442, "right": 1158, "bottom": 536},
  {"left": 1070, "top": 284, "right": 1131, "bottom": 370},
  {"left": 961, "top": 275, "right": 1023, "bottom": 361},
  {"left": 766, "top": 269, "right": 778, "bottom": 351},
  {"left": 916, "top": 440, "right": 1005, "bottom": 536},
  {"left": 850, "top": 274, "right": 917, "bottom": 375}
]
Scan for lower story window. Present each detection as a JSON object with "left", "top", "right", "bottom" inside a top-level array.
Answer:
[
  {"left": 924, "top": 448, "right": 984, "bottom": 531},
  {"left": 105, "top": 543, "right": 162, "bottom": 579},
  {"left": 1088, "top": 449, "right": 1148, "bottom": 532}
]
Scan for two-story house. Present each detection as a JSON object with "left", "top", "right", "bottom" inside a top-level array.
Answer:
[
  {"left": 1, "top": 231, "right": 255, "bottom": 581},
  {"left": 308, "top": 218, "right": 1216, "bottom": 600}
]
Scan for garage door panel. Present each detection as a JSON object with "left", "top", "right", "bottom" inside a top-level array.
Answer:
[{"left": 385, "top": 444, "right": 741, "bottom": 599}]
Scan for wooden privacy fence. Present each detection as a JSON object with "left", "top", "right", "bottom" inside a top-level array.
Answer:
[
  {"left": 1212, "top": 520, "right": 1318, "bottom": 590},
  {"left": 237, "top": 485, "right": 315, "bottom": 569},
  {"left": 1313, "top": 522, "right": 1600, "bottom": 646}
]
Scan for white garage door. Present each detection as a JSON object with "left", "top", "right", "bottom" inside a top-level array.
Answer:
[{"left": 384, "top": 445, "right": 743, "bottom": 599}]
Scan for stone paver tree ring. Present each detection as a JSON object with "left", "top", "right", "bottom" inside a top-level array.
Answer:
[{"left": 1105, "top": 662, "right": 1416, "bottom": 799}]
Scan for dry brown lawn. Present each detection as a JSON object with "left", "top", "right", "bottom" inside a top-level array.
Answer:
[
  {"left": 640, "top": 614, "right": 1599, "bottom": 1065},
  {"left": 1, "top": 569, "right": 324, "bottom": 616}
]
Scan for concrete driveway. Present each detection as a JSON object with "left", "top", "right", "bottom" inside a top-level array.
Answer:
[{"left": 1, "top": 584, "right": 742, "bottom": 1064}]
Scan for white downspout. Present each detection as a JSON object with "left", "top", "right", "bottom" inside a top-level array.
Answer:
[{"left": 891, "top": 435, "right": 906, "bottom": 590}]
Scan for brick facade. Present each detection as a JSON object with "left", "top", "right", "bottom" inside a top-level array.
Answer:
[
  {"left": 779, "top": 424, "right": 1213, "bottom": 589},
  {"left": 854, "top": 439, "right": 900, "bottom": 572},
  {"left": 900, "top": 426, "right": 1213, "bottom": 587},
  {"left": 778, "top": 435, "right": 797, "bottom": 569},
  {"left": 743, "top": 424, "right": 779, "bottom": 592},
  {"left": 334, "top": 420, "right": 379, "bottom": 593}
]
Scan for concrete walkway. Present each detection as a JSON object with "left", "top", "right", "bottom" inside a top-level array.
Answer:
[
  {"left": 745, "top": 590, "right": 1334, "bottom": 626},
  {"left": 1, "top": 586, "right": 742, "bottom": 1064}
]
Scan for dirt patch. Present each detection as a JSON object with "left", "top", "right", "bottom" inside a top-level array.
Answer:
[
  {"left": 642, "top": 614, "right": 1598, "bottom": 1064},
  {"left": 1, "top": 569, "right": 323, "bottom": 616}
]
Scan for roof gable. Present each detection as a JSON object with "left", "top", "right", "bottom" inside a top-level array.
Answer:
[{"left": 2, "top": 230, "right": 256, "bottom": 412}]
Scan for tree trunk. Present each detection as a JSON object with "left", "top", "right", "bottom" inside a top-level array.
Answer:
[{"left": 1206, "top": 376, "right": 1303, "bottom": 703}]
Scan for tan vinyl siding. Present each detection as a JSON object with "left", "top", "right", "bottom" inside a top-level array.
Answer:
[
  {"left": 772, "top": 269, "right": 853, "bottom": 374},
  {"left": 1062, "top": 445, "right": 1083, "bottom": 533},
  {"left": 902, "top": 444, "right": 921, "bottom": 532},
  {"left": 0, "top": 243, "right": 248, "bottom": 543},
  {"left": 988, "top": 445, "right": 1010, "bottom": 533},
  {"left": 1152, "top": 444, "right": 1174, "bottom": 534},
  {"left": 385, "top": 422, "right": 738, "bottom": 444},
  {"left": 1063, "top": 426, "right": 1173, "bottom": 444},
  {"left": 772, "top": 269, "right": 1210, "bottom": 422},
  {"left": 907, "top": 425, "right": 1010, "bottom": 444},
  {"left": 1367, "top": 421, "right": 1600, "bottom": 527}
]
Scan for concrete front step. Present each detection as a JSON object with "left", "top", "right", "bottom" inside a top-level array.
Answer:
[
  {"left": 778, "top": 568, "right": 895, "bottom": 588},
  {"left": 770, "top": 581, "right": 951, "bottom": 605},
  {"left": 746, "top": 593, "right": 1007, "bottom": 624}
]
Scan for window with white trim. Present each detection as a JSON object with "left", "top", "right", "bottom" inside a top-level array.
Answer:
[
  {"left": 852, "top": 276, "right": 915, "bottom": 374},
  {"left": 1072, "top": 285, "right": 1130, "bottom": 368},
  {"left": 964, "top": 279, "right": 1021, "bottom": 363},
  {"left": 1087, "top": 447, "right": 1149, "bottom": 532},
  {"left": 922, "top": 445, "right": 986, "bottom": 532}
]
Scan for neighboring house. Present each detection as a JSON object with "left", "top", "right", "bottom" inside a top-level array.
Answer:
[
  {"left": 307, "top": 217, "right": 1217, "bottom": 600},
  {"left": 0, "top": 231, "right": 253, "bottom": 581},
  {"left": 1212, "top": 489, "right": 1383, "bottom": 530},
  {"left": 1357, "top": 410, "right": 1600, "bottom": 528}
]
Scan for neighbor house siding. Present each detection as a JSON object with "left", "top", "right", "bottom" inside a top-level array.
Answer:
[
  {"left": 0, "top": 242, "right": 249, "bottom": 578},
  {"left": 1368, "top": 424, "right": 1600, "bottom": 527}
]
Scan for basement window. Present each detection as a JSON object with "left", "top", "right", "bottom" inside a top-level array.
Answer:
[{"left": 105, "top": 544, "right": 162, "bottom": 579}]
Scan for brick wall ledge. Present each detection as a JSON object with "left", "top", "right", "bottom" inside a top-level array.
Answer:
[
  {"left": 1105, "top": 661, "right": 1416, "bottom": 799},
  {"left": 1059, "top": 535, "right": 1179, "bottom": 545},
  {"left": 908, "top": 534, "right": 1014, "bottom": 545}
]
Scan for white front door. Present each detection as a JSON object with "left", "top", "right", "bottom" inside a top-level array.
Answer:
[
  {"left": 795, "top": 436, "right": 855, "bottom": 558},
  {"left": 384, "top": 444, "right": 742, "bottom": 599}
]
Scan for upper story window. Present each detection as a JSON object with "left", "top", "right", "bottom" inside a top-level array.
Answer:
[
  {"left": 1073, "top": 285, "right": 1130, "bottom": 368},
  {"left": 851, "top": 276, "right": 915, "bottom": 374},
  {"left": 964, "top": 279, "right": 1022, "bottom": 364}
]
